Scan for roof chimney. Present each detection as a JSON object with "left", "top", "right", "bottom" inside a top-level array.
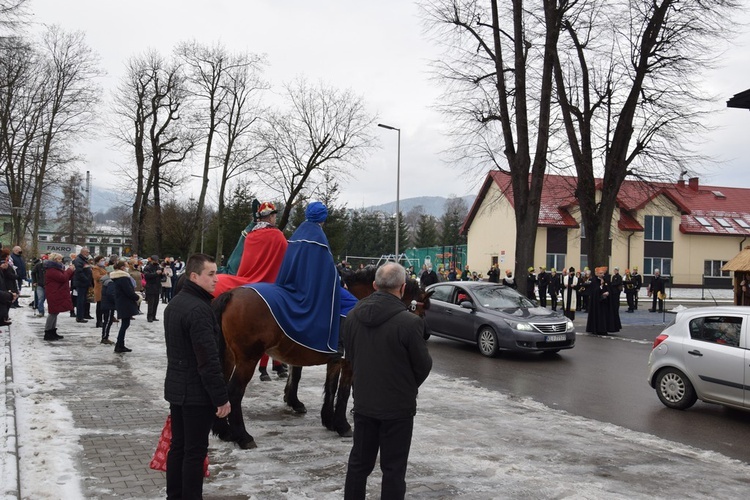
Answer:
[{"left": 688, "top": 177, "right": 699, "bottom": 192}]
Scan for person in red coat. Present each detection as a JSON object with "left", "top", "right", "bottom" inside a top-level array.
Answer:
[
  {"left": 43, "top": 253, "right": 75, "bottom": 341},
  {"left": 213, "top": 201, "right": 289, "bottom": 380}
]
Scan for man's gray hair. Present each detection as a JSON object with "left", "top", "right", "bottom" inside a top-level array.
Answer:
[{"left": 375, "top": 262, "right": 406, "bottom": 290}]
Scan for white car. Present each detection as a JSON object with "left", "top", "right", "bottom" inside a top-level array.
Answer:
[{"left": 647, "top": 306, "right": 750, "bottom": 411}]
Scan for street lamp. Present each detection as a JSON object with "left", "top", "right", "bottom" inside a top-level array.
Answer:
[{"left": 377, "top": 123, "right": 401, "bottom": 262}]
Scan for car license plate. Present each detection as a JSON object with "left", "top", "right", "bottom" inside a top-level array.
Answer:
[{"left": 546, "top": 335, "right": 566, "bottom": 342}]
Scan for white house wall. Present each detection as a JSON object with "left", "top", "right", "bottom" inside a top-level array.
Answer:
[{"left": 466, "top": 186, "right": 747, "bottom": 286}]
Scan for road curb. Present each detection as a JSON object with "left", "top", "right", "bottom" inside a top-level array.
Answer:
[{"left": 2, "top": 324, "right": 21, "bottom": 499}]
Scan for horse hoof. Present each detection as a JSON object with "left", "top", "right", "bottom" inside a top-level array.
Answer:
[
  {"left": 337, "top": 427, "right": 353, "bottom": 438},
  {"left": 238, "top": 438, "right": 258, "bottom": 450},
  {"left": 292, "top": 403, "right": 307, "bottom": 414}
]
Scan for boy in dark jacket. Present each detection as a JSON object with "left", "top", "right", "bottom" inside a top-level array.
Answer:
[
  {"left": 342, "top": 262, "right": 432, "bottom": 500},
  {"left": 164, "top": 253, "right": 230, "bottom": 499}
]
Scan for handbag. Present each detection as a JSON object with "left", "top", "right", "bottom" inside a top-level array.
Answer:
[
  {"left": 657, "top": 291, "right": 666, "bottom": 301},
  {"left": 86, "top": 287, "right": 96, "bottom": 303},
  {"left": 149, "top": 415, "right": 210, "bottom": 477}
]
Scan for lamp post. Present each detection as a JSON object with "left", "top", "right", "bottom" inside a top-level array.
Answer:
[{"left": 377, "top": 123, "right": 401, "bottom": 262}]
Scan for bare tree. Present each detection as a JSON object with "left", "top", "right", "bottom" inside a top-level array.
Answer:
[
  {"left": 422, "top": 0, "right": 562, "bottom": 296},
  {"left": 0, "top": 36, "right": 44, "bottom": 247},
  {"left": 28, "top": 26, "right": 101, "bottom": 255},
  {"left": 548, "top": 0, "right": 741, "bottom": 268},
  {"left": 0, "top": 0, "right": 28, "bottom": 35},
  {"left": 178, "top": 41, "right": 269, "bottom": 260},
  {"left": 256, "top": 78, "right": 376, "bottom": 230},
  {"left": 111, "top": 50, "right": 194, "bottom": 255}
]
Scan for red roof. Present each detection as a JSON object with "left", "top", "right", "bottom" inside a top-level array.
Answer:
[{"left": 461, "top": 170, "right": 750, "bottom": 237}]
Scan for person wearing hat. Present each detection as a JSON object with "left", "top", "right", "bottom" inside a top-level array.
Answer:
[
  {"left": 143, "top": 254, "right": 163, "bottom": 322},
  {"left": 502, "top": 269, "right": 517, "bottom": 289},
  {"left": 213, "top": 200, "right": 290, "bottom": 380},
  {"left": 623, "top": 269, "right": 636, "bottom": 312},
  {"left": 249, "top": 202, "right": 351, "bottom": 356},
  {"left": 537, "top": 266, "right": 550, "bottom": 307},
  {"left": 526, "top": 266, "right": 536, "bottom": 301}
]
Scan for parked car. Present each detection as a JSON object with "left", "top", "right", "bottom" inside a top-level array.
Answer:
[
  {"left": 423, "top": 281, "right": 575, "bottom": 357},
  {"left": 647, "top": 306, "right": 750, "bottom": 411}
]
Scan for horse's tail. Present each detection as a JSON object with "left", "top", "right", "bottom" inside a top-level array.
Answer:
[{"left": 212, "top": 290, "right": 234, "bottom": 367}]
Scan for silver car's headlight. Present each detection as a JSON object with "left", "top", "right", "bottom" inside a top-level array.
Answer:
[
  {"left": 506, "top": 320, "right": 534, "bottom": 332},
  {"left": 566, "top": 319, "right": 574, "bottom": 332}
]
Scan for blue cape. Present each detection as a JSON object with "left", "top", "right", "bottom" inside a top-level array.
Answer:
[{"left": 250, "top": 221, "right": 342, "bottom": 353}]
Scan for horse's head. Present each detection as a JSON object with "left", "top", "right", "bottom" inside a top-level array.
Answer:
[{"left": 403, "top": 279, "right": 432, "bottom": 318}]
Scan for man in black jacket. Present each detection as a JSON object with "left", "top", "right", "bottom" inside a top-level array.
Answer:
[
  {"left": 342, "top": 262, "right": 432, "bottom": 500},
  {"left": 143, "top": 255, "right": 163, "bottom": 322},
  {"left": 164, "top": 253, "right": 230, "bottom": 499},
  {"left": 72, "top": 247, "right": 92, "bottom": 323}
]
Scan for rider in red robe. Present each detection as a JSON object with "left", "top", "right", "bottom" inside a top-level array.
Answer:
[
  {"left": 213, "top": 202, "right": 287, "bottom": 296},
  {"left": 213, "top": 202, "right": 289, "bottom": 379}
]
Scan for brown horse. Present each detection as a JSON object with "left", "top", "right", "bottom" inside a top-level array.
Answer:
[{"left": 211, "top": 267, "right": 431, "bottom": 449}]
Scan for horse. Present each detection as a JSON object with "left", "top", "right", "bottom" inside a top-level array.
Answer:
[{"left": 211, "top": 267, "right": 431, "bottom": 449}]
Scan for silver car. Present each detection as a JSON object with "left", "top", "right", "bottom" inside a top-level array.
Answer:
[
  {"left": 647, "top": 306, "right": 750, "bottom": 411},
  {"left": 424, "top": 281, "right": 575, "bottom": 357}
]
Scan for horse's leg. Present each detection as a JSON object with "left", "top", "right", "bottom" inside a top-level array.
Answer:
[
  {"left": 333, "top": 358, "right": 353, "bottom": 437},
  {"left": 214, "top": 360, "right": 258, "bottom": 450},
  {"left": 321, "top": 357, "right": 342, "bottom": 430},
  {"left": 283, "top": 365, "right": 307, "bottom": 413}
]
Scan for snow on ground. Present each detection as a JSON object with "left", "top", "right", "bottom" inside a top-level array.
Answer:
[{"left": 2, "top": 288, "right": 750, "bottom": 499}]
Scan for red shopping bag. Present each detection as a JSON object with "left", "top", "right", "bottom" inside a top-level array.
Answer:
[{"left": 149, "top": 415, "right": 210, "bottom": 477}]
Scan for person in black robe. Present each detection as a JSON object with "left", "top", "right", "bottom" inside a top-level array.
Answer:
[
  {"left": 526, "top": 267, "right": 536, "bottom": 301},
  {"left": 585, "top": 267, "right": 609, "bottom": 335},
  {"left": 537, "top": 266, "right": 550, "bottom": 307},
  {"left": 548, "top": 268, "right": 561, "bottom": 311},
  {"left": 608, "top": 267, "right": 622, "bottom": 332}
]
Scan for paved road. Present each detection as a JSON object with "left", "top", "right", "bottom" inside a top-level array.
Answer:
[{"left": 427, "top": 307, "right": 750, "bottom": 464}]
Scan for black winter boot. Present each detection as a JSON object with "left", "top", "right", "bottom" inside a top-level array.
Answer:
[
  {"left": 44, "top": 329, "right": 61, "bottom": 341},
  {"left": 114, "top": 343, "right": 132, "bottom": 353}
]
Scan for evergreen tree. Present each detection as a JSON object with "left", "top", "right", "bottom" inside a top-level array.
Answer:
[
  {"left": 54, "top": 172, "right": 92, "bottom": 245},
  {"left": 440, "top": 197, "right": 468, "bottom": 247},
  {"left": 221, "top": 184, "right": 257, "bottom": 254},
  {"left": 414, "top": 214, "right": 439, "bottom": 248}
]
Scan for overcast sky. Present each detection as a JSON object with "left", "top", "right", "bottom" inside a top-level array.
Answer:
[{"left": 29, "top": 0, "right": 750, "bottom": 210}]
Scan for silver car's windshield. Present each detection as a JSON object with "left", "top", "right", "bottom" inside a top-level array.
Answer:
[{"left": 473, "top": 286, "right": 536, "bottom": 309}]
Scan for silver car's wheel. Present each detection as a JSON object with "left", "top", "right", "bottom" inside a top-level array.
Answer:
[
  {"left": 477, "top": 327, "right": 499, "bottom": 357},
  {"left": 656, "top": 368, "right": 697, "bottom": 410}
]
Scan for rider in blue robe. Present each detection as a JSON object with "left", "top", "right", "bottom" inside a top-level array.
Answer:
[{"left": 250, "top": 202, "right": 353, "bottom": 353}]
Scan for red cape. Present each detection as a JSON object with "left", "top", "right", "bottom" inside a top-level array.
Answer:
[{"left": 214, "top": 226, "right": 287, "bottom": 296}]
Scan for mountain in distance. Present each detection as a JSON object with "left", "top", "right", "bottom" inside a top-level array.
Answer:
[
  {"left": 359, "top": 195, "right": 476, "bottom": 218},
  {"left": 90, "top": 185, "right": 475, "bottom": 219}
]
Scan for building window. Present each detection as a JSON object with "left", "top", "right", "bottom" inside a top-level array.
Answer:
[
  {"left": 38, "top": 235, "right": 48, "bottom": 241},
  {"left": 704, "top": 260, "right": 730, "bottom": 277},
  {"left": 113, "top": 238, "right": 121, "bottom": 244},
  {"left": 546, "top": 254, "right": 566, "bottom": 271},
  {"left": 644, "top": 216, "right": 673, "bottom": 241},
  {"left": 644, "top": 257, "right": 672, "bottom": 276},
  {"left": 580, "top": 255, "right": 588, "bottom": 271}
]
